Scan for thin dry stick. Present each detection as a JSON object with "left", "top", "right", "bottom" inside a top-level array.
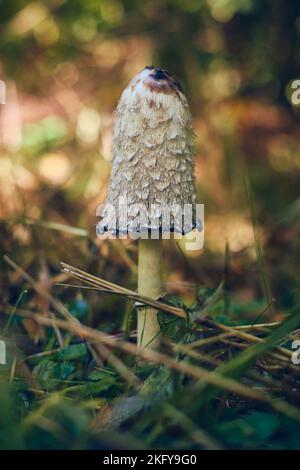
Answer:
[
  {"left": 61, "top": 262, "right": 139, "bottom": 296},
  {"left": 49, "top": 312, "right": 64, "bottom": 347},
  {"left": 234, "top": 322, "right": 280, "bottom": 330},
  {"left": 5, "top": 255, "right": 291, "bottom": 364},
  {"left": 171, "top": 342, "right": 220, "bottom": 367},
  {"left": 219, "top": 338, "right": 299, "bottom": 373},
  {"left": 4, "top": 256, "right": 292, "bottom": 371},
  {"left": 200, "top": 318, "right": 292, "bottom": 359},
  {"left": 60, "top": 261, "right": 186, "bottom": 319},
  {"left": 5, "top": 307, "right": 300, "bottom": 423},
  {"left": 92, "top": 342, "right": 141, "bottom": 390},
  {"left": 4, "top": 256, "right": 78, "bottom": 325},
  {"left": 1, "top": 307, "right": 264, "bottom": 401},
  {"left": 56, "top": 283, "right": 108, "bottom": 292},
  {"left": 183, "top": 332, "right": 233, "bottom": 348},
  {"left": 60, "top": 263, "right": 287, "bottom": 354},
  {"left": 4, "top": 257, "right": 300, "bottom": 420},
  {"left": 189, "top": 320, "right": 293, "bottom": 370},
  {"left": 172, "top": 342, "right": 284, "bottom": 393}
]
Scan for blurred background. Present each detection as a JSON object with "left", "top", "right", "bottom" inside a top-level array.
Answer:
[{"left": 1, "top": 0, "right": 300, "bottom": 328}]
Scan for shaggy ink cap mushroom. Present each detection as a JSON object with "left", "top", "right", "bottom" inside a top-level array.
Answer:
[{"left": 97, "top": 66, "right": 201, "bottom": 238}]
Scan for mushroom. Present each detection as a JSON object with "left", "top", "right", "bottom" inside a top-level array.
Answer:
[{"left": 97, "top": 66, "right": 200, "bottom": 350}]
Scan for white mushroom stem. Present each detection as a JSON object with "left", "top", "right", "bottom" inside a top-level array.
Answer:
[{"left": 137, "top": 238, "right": 163, "bottom": 350}]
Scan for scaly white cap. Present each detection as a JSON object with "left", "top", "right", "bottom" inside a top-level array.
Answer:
[{"left": 97, "top": 66, "right": 201, "bottom": 238}]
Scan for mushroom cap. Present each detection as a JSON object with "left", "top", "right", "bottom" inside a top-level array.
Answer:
[{"left": 97, "top": 66, "right": 201, "bottom": 238}]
